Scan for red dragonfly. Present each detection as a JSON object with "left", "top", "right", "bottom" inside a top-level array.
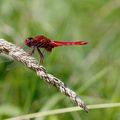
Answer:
[{"left": 25, "top": 35, "right": 88, "bottom": 63}]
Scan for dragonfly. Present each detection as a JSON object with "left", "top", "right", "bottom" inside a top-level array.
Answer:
[{"left": 25, "top": 35, "right": 88, "bottom": 64}]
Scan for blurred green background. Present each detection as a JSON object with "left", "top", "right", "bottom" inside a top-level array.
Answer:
[{"left": 0, "top": 0, "right": 120, "bottom": 119}]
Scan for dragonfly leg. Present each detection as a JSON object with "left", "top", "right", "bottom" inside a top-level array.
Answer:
[
  {"left": 37, "top": 47, "right": 44, "bottom": 64},
  {"left": 29, "top": 46, "right": 35, "bottom": 55}
]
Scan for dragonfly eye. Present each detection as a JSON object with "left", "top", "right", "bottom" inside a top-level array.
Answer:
[
  {"left": 25, "top": 37, "right": 33, "bottom": 47},
  {"left": 28, "top": 37, "right": 33, "bottom": 40}
]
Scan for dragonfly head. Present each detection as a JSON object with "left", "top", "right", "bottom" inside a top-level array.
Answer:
[{"left": 25, "top": 37, "right": 33, "bottom": 47}]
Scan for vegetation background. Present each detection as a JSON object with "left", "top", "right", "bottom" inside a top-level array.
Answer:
[{"left": 0, "top": 0, "right": 120, "bottom": 119}]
